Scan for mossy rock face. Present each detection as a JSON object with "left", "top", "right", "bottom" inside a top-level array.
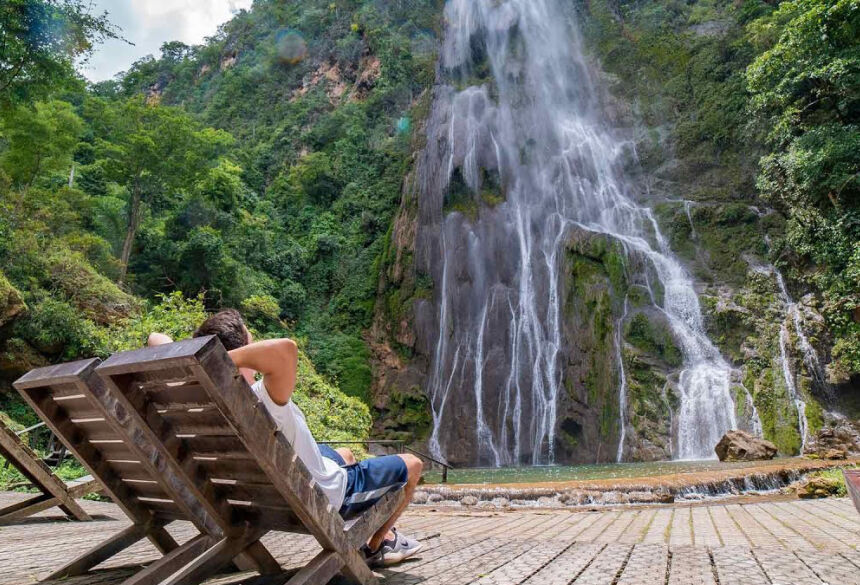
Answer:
[
  {"left": 557, "top": 229, "right": 627, "bottom": 461},
  {"left": 0, "top": 272, "right": 26, "bottom": 328},
  {"left": 621, "top": 310, "right": 679, "bottom": 461},
  {"left": 624, "top": 311, "right": 682, "bottom": 368},
  {"left": 45, "top": 250, "right": 140, "bottom": 326},
  {"left": 0, "top": 338, "right": 48, "bottom": 382},
  {"left": 378, "top": 387, "right": 432, "bottom": 442}
]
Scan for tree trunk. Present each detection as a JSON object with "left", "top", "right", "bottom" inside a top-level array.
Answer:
[{"left": 119, "top": 183, "right": 142, "bottom": 283}]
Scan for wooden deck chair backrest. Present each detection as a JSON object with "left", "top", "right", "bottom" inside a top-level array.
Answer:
[
  {"left": 93, "top": 335, "right": 308, "bottom": 535},
  {"left": 93, "top": 335, "right": 400, "bottom": 585},
  {"left": 14, "top": 359, "right": 189, "bottom": 529},
  {"left": 12, "top": 358, "right": 200, "bottom": 578}
]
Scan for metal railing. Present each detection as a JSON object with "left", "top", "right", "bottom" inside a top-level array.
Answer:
[
  {"left": 15, "top": 423, "right": 455, "bottom": 483},
  {"left": 318, "top": 439, "right": 453, "bottom": 483}
]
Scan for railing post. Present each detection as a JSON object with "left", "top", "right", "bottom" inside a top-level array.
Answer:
[{"left": 442, "top": 466, "right": 448, "bottom": 484}]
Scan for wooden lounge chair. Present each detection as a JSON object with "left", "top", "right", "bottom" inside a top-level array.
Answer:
[
  {"left": 0, "top": 419, "right": 101, "bottom": 524},
  {"left": 14, "top": 336, "right": 403, "bottom": 585},
  {"left": 845, "top": 469, "right": 860, "bottom": 515}
]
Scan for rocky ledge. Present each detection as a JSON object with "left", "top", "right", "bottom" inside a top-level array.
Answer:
[{"left": 413, "top": 457, "right": 859, "bottom": 509}]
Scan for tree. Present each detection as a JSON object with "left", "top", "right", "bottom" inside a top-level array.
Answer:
[
  {"left": 0, "top": 99, "right": 83, "bottom": 190},
  {"left": 89, "top": 96, "right": 233, "bottom": 281},
  {"left": 747, "top": 0, "right": 860, "bottom": 382},
  {"left": 0, "top": 0, "right": 117, "bottom": 104}
]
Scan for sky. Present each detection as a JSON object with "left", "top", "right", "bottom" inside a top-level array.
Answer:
[{"left": 78, "top": 0, "right": 253, "bottom": 82}]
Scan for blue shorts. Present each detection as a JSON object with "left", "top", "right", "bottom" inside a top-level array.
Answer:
[
  {"left": 339, "top": 455, "right": 408, "bottom": 518},
  {"left": 318, "top": 444, "right": 346, "bottom": 466}
]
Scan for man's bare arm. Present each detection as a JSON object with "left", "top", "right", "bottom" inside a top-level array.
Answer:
[
  {"left": 228, "top": 339, "right": 298, "bottom": 405},
  {"left": 148, "top": 333, "right": 174, "bottom": 346}
]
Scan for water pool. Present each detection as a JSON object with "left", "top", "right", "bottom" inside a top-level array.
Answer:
[{"left": 421, "top": 458, "right": 801, "bottom": 485}]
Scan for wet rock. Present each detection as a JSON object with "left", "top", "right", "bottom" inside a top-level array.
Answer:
[
  {"left": 653, "top": 489, "right": 675, "bottom": 504},
  {"left": 491, "top": 497, "right": 510, "bottom": 508},
  {"left": 460, "top": 495, "right": 478, "bottom": 506},
  {"left": 715, "top": 430, "right": 777, "bottom": 461},
  {"left": 427, "top": 493, "right": 444, "bottom": 503},
  {"left": 804, "top": 420, "right": 860, "bottom": 458},
  {"left": 536, "top": 496, "right": 556, "bottom": 507},
  {"left": 412, "top": 491, "right": 429, "bottom": 504},
  {"left": 796, "top": 476, "right": 842, "bottom": 499}
]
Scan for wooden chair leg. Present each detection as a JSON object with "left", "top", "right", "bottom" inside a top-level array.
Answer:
[
  {"left": 146, "top": 524, "right": 180, "bottom": 554},
  {"left": 121, "top": 533, "right": 215, "bottom": 585},
  {"left": 47, "top": 523, "right": 149, "bottom": 579},
  {"left": 284, "top": 550, "right": 345, "bottom": 585},
  {"left": 339, "top": 549, "right": 378, "bottom": 585},
  {"left": 159, "top": 530, "right": 270, "bottom": 585},
  {"left": 0, "top": 493, "right": 57, "bottom": 524},
  {"left": 237, "top": 540, "right": 282, "bottom": 575}
]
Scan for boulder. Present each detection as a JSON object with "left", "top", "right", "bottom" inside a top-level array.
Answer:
[
  {"left": 460, "top": 495, "right": 478, "bottom": 507},
  {"left": 804, "top": 420, "right": 860, "bottom": 458},
  {"left": 795, "top": 476, "right": 843, "bottom": 499},
  {"left": 822, "top": 448, "right": 848, "bottom": 460},
  {"left": 715, "top": 430, "right": 777, "bottom": 461}
]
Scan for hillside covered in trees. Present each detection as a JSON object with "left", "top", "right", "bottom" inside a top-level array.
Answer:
[{"left": 0, "top": 0, "right": 856, "bottom": 465}]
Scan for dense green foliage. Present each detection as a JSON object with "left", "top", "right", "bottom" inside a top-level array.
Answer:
[
  {"left": 0, "top": 1, "right": 433, "bottom": 473},
  {"left": 0, "top": 0, "right": 441, "bottom": 411},
  {"left": 0, "top": 0, "right": 116, "bottom": 105},
  {"left": 746, "top": 0, "right": 860, "bottom": 383}
]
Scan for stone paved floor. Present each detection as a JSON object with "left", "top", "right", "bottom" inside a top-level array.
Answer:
[{"left": 0, "top": 492, "right": 858, "bottom": 585}]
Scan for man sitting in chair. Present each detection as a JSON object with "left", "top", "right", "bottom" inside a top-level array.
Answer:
[{"left": 147, "top": 310, "right": 423, "bottom": 567}]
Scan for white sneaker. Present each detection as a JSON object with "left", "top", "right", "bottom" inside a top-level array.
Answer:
[{"left": 368, "top": 528, "right": 423, "bottom": 567}]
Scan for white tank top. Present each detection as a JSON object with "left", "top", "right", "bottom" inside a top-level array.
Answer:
[{"left": 251, "top": 379, "right": 347, "bottom": 509}]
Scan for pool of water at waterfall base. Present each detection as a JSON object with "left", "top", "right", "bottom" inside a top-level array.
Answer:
[{"left": 420, "top": 457, "right": 808, "bottom": 485}]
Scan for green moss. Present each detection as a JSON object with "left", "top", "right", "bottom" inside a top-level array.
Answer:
[
  {"left": 0, "top": 271, "right": 26, "bottom": 327},
  {"left": 379, "top": 388, "right": 432, "bottom": 441},
  {"left": 624, "top": 312, "right": 683, "bottom": 367}
]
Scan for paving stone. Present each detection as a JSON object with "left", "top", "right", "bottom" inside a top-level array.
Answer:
[
  {"left": 795, "top": 549, "right": 860, "bottom": 585},
  {"left": 753, "top": 547, "right": 823, "bottom": 585},
  {"left": 616, "top": 543, "right": 668, "bottom": 585},
  {"left": 667, "top": 546, "right": 715, "bottom": 585},
  {"left": 521, "top": 543, "right": 604, "bottom": 585},
  {"left": 691, "top": 507, "right": 721, "bottom": 547},
  {"left": 712, "top": 547, "right": 769, "bottom": 585},
  {"left": 617, "top": 508, "right": 656, "bottom": 545},
  {"left": 723, "top": 504, "right": 780, "bottom": 548},
  {"left": 571, "top": 543, "right": 631, "bottom": 585},
  {"left": 642, "top": 508, "right": 673, "bottom": 544},
  {"left": 669, "top": 508, "right": 693, "bottom": 547},
  {"left": 472, "top": 540, "right": 570, "bottom": 585}
]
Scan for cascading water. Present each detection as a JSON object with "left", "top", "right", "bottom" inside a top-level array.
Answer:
[
  {"left": 774, "top": 269, "right": 813, "bottom": 450},
  {"left": 419, "top": 0, "right": 750, "bottom": 465}
]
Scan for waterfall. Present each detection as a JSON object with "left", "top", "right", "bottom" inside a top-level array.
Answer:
[
  {"left": 421, "top": 0, "right": 747, "bottom": 465},
  {"left": 615, "top": 297, "right": 630, "bottom": 462},
  {"left": 773, "top": 269, "right": 812, "bottom": 450}
]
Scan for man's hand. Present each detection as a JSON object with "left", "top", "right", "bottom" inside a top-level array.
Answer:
[
  {"left": 228, "top": 339, "right": 298, "bottom": 405},
  {"left": 147, "top": 332, "right": 174, "bottom": 346}
]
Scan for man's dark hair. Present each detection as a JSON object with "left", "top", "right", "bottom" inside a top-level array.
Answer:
[{"left": 194, "top": 309, "right": 247, "bottom": 351}]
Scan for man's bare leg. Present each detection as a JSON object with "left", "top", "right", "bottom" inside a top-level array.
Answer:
[{"left": 367, "top": 454, "right": 422, "bottom": 551}]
